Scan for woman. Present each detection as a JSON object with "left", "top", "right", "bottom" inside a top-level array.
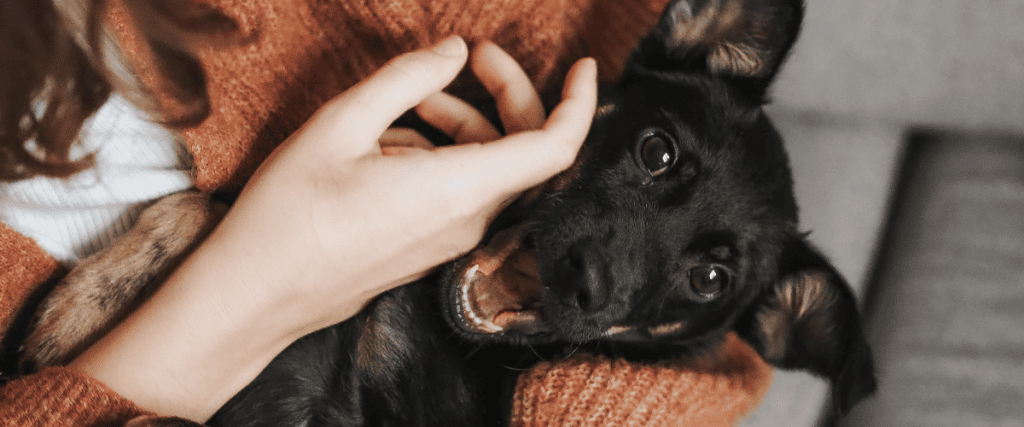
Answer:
[{"left": 0, "top": 0, "right": 770, "bottom": 425}]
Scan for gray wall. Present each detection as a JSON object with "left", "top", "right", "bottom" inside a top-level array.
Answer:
[{"left": 772, "top": 0, "right": 1024, "bottom": 133}]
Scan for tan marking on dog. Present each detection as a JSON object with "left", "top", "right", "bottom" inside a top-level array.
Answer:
[
  {"left": 595, "top": 102, "right": 618, "bottom": 119},
  {"left": 776, "top": 271, "right": 836, "bottom": 321},
  {"left": 606, "top": 325, "right": 632, "bottom": 335},
  {"left": 648, "top": 321, "right": 687, "bottom": 336},
  {"left": 666, "top": 0, "right": 718, "bottom": 48},
  {"left": 21, "top": 190, "right": 226, "bottom": 369},
  {"left": 666, "top": 0, "right": 769, "bottom": 77},
  {"left": 707, "top": 42, "right": 767, "bottom": 77},
  {"left": 756, "top": 270, "right": 839, "bottom": 362}
]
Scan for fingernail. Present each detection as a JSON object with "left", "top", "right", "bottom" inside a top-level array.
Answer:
[{"left": 432, "top": 36, "right": 466, "bottom": 57}]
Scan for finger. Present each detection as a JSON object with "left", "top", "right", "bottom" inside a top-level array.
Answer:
[
  {"left": 322, "top": 36, "right": 469, "bottom": 152},
  {"left": 440, "top": 57, "right": 597, "bottom": 199},
  {"left": 471, "top": 41, "right": 546, "bottom": 134},
  {"left": 379, "top": 128, "right": 436, "bottom": 151},
  {"left": 416, "top": 93, "right": 502, "bottom": 144},
  {"left": 542, "top": 57, "right": 599, "bottom": 150}
]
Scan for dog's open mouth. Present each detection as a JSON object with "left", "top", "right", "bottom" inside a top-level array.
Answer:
[
  {"left": 450, "top": 223, "right": 548, "bottom": 335},
  {"left": 445, "top": 149, "right": 584, "bottom": 336}
]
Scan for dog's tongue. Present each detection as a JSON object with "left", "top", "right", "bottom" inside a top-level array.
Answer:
[{"left": 454, "top": 224, "right": 545, "bottom": 335}]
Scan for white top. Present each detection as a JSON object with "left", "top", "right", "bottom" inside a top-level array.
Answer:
[{"left": 0, "top": 94, "right": 194, "bottom": 267}]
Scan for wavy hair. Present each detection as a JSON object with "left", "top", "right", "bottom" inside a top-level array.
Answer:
[{"left": 0, "top": 0, "right": 248, "bottom": 181}]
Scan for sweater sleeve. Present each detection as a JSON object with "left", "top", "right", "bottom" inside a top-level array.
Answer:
[
  {"left": 510, "top": 333, "right": 774, "bottom": 427},
  {"left": 1, "top": 225, "right": 150, "bottom": 427},
  {"left": 0, "top": 366, "right": 150, "bottom": 427}
]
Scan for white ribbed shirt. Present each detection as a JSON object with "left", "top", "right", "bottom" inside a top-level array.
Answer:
[{"left": 0, "top": 94, "right": 194, "bottom": 267}]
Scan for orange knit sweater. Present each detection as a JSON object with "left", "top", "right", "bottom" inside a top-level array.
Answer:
[{"left": 0, "top": 0, "right": 773, "bottom": 425}]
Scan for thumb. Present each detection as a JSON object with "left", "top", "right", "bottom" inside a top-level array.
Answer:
[{"left": 321, "top": 36, "right": 469, "bottom": 154}]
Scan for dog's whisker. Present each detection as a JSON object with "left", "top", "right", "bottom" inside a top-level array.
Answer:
[
  {"left": 463, "top": 342, "right": 486, "bottom": 358},
  {"left": 525, "top": 342, "right": 548, "bottom": 362},
  {"left": 562, "top": 342, "right": 581, "bottom": 360}
]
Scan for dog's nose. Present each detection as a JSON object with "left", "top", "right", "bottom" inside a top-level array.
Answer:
[{"left": 556, "top": 241, "right": 610, "bottom": 313}]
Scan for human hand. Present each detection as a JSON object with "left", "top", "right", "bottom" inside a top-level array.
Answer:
[
  {"left": 70, "top": 36, "right": 597, "bottom": 421},
  {"left": 218, "top": 36, "right": 596, "bottom": 330}
]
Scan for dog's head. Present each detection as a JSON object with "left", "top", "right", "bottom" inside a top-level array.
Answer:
[{"left": 442, "top": 0, "right": 875, "bottom": 414}]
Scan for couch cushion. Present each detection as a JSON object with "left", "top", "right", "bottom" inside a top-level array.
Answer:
[{"left": 840, "top": 131, "right": 1024, "bottom": 426}]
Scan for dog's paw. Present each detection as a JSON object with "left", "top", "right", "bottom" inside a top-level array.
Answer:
[
  {"left": 126, "top": 415, "right": 208, "bottom": 427},
  {"left": 20, "top": 190, "right": 225, "bottom": 370}
]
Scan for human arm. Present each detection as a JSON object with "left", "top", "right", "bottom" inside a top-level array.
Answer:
[{"left": 68, "top": 36, "right": 597, "bottom": 422}]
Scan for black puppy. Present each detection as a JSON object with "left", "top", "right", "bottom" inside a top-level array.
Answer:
[
  {"left": 442, "top": 0, "right": 875, "bottom": 415},
  {"left": 20, "top": 0, "right": 875, "bottom": 425}
]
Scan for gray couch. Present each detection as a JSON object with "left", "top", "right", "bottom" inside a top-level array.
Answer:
[{"left": 742, "top": 1, "right": 1024, "bottom": 425}]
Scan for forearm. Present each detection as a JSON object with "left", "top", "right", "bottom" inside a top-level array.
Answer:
[
  {"left": 67, "top": 37, "right": 596, "bottom": 423},
  {"left": 67, "top": 232, "right": 314, "bottom": 422}
]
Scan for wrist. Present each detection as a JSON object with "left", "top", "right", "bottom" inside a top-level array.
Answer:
[{"left": 68, "top": 236, "right": 308, "bottom": 422}]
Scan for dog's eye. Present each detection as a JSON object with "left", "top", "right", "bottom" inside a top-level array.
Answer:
[
  {"left": 689, "top": 265, "right": 729, "bottom": 300},
  {"left": 639, "top": 133, "right": 675, "bottom": 177}
]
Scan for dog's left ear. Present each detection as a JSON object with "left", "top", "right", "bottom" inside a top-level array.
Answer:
[
  {"left": 631, "top": 0, "right": 804, "bottom": 98},
  {"left": 737, "top": 237, "right": 877, "bottom": 415}
]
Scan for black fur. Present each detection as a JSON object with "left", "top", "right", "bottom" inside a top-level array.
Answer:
[
  {"left": 444, "top": 0, "right": 875, "bottom": 414},
  {"left": 207, "top": 0, "right": 875, "bottom": 425},
  {"left": 210, "top": 282, "right": 509, "bottom": 426}
]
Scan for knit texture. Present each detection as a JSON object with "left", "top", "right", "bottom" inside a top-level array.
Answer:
[
  {"left": 511, "top": 333, "right": 774, "bottom": 427},
  {"left": 112, "top": 0, "right": 672, "bottom": 191},
  {"left": 0, "top": 0, "right": 775, "bottom": 425},
  {"left": 0, "top": 224, "right": 63, "bottom": 356},
  {"left": 0, "top": 366, "right": 149, "bottom": 426},
  {"left": 0, "top": 226, "right": 150, "bottom": 426}
]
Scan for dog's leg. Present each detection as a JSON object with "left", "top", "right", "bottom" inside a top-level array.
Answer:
[{"left": 20, "top": 190, "right": 225, "bottom": 370}]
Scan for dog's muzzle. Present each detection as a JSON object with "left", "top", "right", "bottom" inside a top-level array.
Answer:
[{"left": 448, "top": 223, "right": 548, "bottom": 335}]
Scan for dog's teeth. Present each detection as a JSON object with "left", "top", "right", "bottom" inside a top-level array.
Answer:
[
  {"left": 467, "top": 311, "right": 503, "bottom": 332},
  {"left": 458, "top": 279, "right": 502, "bottom": 333},
  {"left": 479, "top": 320, "right": 502, "bottom": 333},
  {"left": 465, "top": 264, "right": 479, "bottom": 282}
]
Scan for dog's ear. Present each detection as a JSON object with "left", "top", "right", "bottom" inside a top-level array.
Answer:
[
  {"left": 737, "top": 237, "right": 877, "bottom": 414},
  {"left": 631, "top": 0, "right": 804, "bottom": 95}
]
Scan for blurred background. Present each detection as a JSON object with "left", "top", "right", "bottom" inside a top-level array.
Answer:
[{"left": 739, "top": 0, "right": 1024, "bottom": 426}]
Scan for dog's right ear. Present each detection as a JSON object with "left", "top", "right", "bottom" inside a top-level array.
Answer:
[
  {"left": 630, "top": 0, "right": 804, "bottom": 97},
  {"left": 736, "top": 237, "right": 877, "bottom": 415}
]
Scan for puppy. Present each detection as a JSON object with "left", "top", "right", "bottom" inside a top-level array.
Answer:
[
  {"left": 19, "top": 0, "right": 876, "bottom": 425},
  {"left": 445, "top": 0, "right": 876, "bottom": 414}
]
